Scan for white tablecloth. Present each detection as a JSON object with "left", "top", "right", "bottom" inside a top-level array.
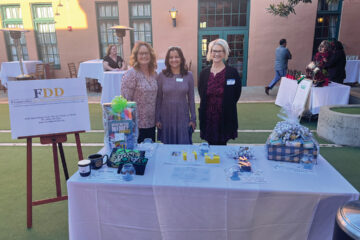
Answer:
[
  {"left": 0, "top": 60, "right": 41, "bottom": 86},
  {"left": 344, "top": 60, "right": 360, "bottom": 83},
  {"left": 275, "top": 77, "right": 351, "bottom": 114},
  {"left": 100, "top": 71, "right": 125, "bottom": 104},
  {"left": 68, "top": 144, "right": 359, "bottom": 240},
  {"left": 77, "top": 59, "right": 105, "bottom": 85},
  {"left": 78, "top": 59, "right": 166, "bottom": 87}
]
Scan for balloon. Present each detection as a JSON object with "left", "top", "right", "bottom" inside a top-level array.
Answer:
[{"left": 111, "top": 96, "right": 127, "bottom": 113}]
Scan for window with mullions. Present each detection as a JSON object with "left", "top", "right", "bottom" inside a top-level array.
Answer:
[
  {"left": 312, "top": 0, "right": 342, "bottom": 55},
  {"left": 32, "top": 4, "right": 60, "bottom": 67},
  {"left": 1, "top": 5, "right": 29, "bottom": 61},
  {"left": 96, "top": 2, "right": 120, "bottom": 58},
  {"left": 129, "top": 2, "right": 152, "bottom": 47},
  {"left": 199, "top": 0, "right": 248, "bottom": 28}
]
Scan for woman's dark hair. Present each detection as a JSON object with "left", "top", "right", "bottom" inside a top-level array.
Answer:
[
  {"left": 279, "top": 39, "right": 287, "bottom": 45},
  {"left": 335, "top": 40, "right": 344, "bottom": 51},
  {"left": 162, "top": 47, "right": 188, "bottom": 77}
]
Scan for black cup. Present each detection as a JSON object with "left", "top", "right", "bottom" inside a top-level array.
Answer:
[{"left": 88, "top": 154, "right": 108, "bottom": 169}]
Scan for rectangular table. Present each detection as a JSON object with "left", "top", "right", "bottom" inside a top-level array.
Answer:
[
  {"left": 68, "top": 144, "right": 358, "bottom": 240},
  {"left": 275, "top": 77, "right": 351, "bottom": 114},
  {"left": 344, "top": 60, "right": 360, "bottom": 84},
  {"left": 0, "top": 60, "right": 42, "bottom": 86}
]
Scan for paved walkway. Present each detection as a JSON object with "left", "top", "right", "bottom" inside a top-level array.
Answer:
[{"left": 0, "top": 86, "right": 279, "bottom": 104}]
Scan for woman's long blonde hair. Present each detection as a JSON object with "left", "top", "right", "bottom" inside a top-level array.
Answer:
[{"left": 129, "top": 41, "right": 157, "bottom": 74}]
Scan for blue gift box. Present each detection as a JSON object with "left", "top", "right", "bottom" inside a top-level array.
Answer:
[{"left": 266, "top": 139, "right": 318, "bottom": 163}]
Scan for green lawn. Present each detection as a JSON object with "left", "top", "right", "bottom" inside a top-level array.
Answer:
[
  {"left": 0, "top": 103, "right": 359, "bottom": 240},
  {"left": 331, "top": 106, "right": 360, "bottom": 114}
]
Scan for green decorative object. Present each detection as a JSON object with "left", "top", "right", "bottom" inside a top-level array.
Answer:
[{"left": 111, "top": 96, "right": 127, "bottom": 114}]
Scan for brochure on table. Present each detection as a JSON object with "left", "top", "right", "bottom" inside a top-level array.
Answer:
[
  {"left": 292, "top": 79, "right": 312, "bottom": 117},
  {"left": 8, "top": 78, "right": 90, "bottom": 139}
]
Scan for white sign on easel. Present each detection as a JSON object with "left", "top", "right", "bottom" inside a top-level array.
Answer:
[
  {"left": 292, "top": 79, "right": 313, "bottom": 117},
  {"left": 8, "top": 78, "right": 91, "bottom": 139}
]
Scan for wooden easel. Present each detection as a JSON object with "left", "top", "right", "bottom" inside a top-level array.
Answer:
[{"left": 19, "top": 131, "right": 84, "bottom": 228}]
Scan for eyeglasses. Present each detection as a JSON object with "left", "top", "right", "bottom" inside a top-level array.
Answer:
[
  {"left": 138, "top": 51, "right": 150, "bottom": 56},
  {"left": 211, "top": 50, "right": 224, "bottom": 54}
]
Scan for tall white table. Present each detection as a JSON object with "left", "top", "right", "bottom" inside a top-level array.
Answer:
[
  {"left": 275, "top": 77, "right": 351, "bottom": 114},
  {"left": 344, "top": 60, "right": 360, "bottom": 84},
  {"left": 68, "top": 144, "right": 358, "bottom": 240},
  {"left": 100, "top": 71, "right": 125, "bottom": 104},
  {"left": 78, "top": 59, "right": 166, "bottom": 104},
  {"left": 0, "top": 60, "right": 41, "bottom": 86},
  {"left": 77, "top": 59, "right": 105, "bottom": 85}
]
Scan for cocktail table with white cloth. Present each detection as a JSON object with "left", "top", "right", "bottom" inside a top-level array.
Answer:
[
  {"left": 0, "top": 60, "right": 42, "bottom": 86},
  {"left": 77, "top": 59, "right": 105, "bottom": 85},
  {"left": 100, "top": 71, "right": 126, "bottom": 104},
  {"left": 68, "top": 144, "right": 359, "bottom": 240},
  {"left": 78, "top": 59, "right": 166, "bottom": 104},
  {"left": 275, "top": 77, "right": 351, "bottom": 114},
  {"left": 344, "top": 60, "right": 360, "bottom": 84}
]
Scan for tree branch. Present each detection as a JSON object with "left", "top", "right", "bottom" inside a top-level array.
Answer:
[{"left": 267, "top": 0, "right": 339, "bottom": 17}]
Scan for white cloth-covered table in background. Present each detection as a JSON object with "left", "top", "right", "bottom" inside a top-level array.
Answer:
[
  {"left": 100, "top": 71, "right": 125, "bottom": 104},
  {"left": 0, "top": 60, "right": 41, "bottom": 86},
  {"left": 99, "top": 59, "right": 166, "bottom": 104},
  {"left": 78, "top": 59, "right": 104, "bottom": 85},
  {"left": 275, "top": 77, "right": 351, "bottom": 114},
  {"left": 68, "top": 144, "right": 359, "bottom": 240},
  {"left": 157, "top": 59, "right": 166, "bottom": 73},
  {"left": 309, "top": 82, "right": 350, "bottom": 114},
  {"left": 78, "top": 59, "right": 166, "bottom": 87},
  {"left": 344, "top": 60, "right": 360, "bottom": 83}
]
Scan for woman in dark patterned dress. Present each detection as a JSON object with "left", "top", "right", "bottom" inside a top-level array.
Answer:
[
  {"left": 103, "top": 44, "right": 127, "bottom": 71},
  {"left": 156, "top": 47, "right": 196, "bottom": 144},
  {"left": 198, "top": 39, "right": 242, "bottom": 145}
]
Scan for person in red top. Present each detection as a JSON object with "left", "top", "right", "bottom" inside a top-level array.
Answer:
[{"left": 312, "top": 40, "right": 331, "bottom": 87}]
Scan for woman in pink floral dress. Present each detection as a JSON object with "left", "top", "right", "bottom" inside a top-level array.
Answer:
[{"left": 121, "top": 41, "right": 158, "bottom": 143}]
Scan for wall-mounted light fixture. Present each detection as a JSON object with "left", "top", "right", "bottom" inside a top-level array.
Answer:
[
  {"left": 169, "top": 7, "right": 178, "bottom": 27},
  {"left": 317, "top": 17, "right": 324, "bottom": 23}
]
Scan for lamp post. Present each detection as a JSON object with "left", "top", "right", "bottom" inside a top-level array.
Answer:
[
  {"left": 0, "top": 28, "right": 31, "bottom": 80},
  {"left": 108, "top": 25, "right": 133, "bottom": 57}
]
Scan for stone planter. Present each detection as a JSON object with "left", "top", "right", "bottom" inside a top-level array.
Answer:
[{"left": 317, "top": 104, "right": 360, "bottom": 147}]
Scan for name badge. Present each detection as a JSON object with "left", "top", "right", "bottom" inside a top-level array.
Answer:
[
  {"left": 227, "top": 79, "right": 235, "bottom": 85},
  {"left": 176, "top": 78, "right": 183, "bottom": 82}
]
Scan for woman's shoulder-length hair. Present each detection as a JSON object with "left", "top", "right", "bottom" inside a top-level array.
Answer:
[
  {"left": 162, "top": 46, "right": 188, "bottom": 77},
  {"left": 129, "top": 41, "right": 157, "bottom": 74},
  {"left": 106, "top": 44, "right": 116, "bottom": 56}
]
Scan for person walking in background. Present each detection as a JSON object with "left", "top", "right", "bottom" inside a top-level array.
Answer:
[
  {"left": 265, "top": 39, "right": 292, "bottom": 95},
  {"left": 121, "top": 41, "right": 158, "bottom": 143},
  {"left": 156, "top": 46, "right": 196, "bottom": 144},
  {"left": 198, "top": 39, "right": 242, "bottom": 145},
  {"left": 324, "top": 40, "right": 346, "bottom": 84},
  {"left": 103, "top": 44, "right": 127, "bottom": 71}
]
